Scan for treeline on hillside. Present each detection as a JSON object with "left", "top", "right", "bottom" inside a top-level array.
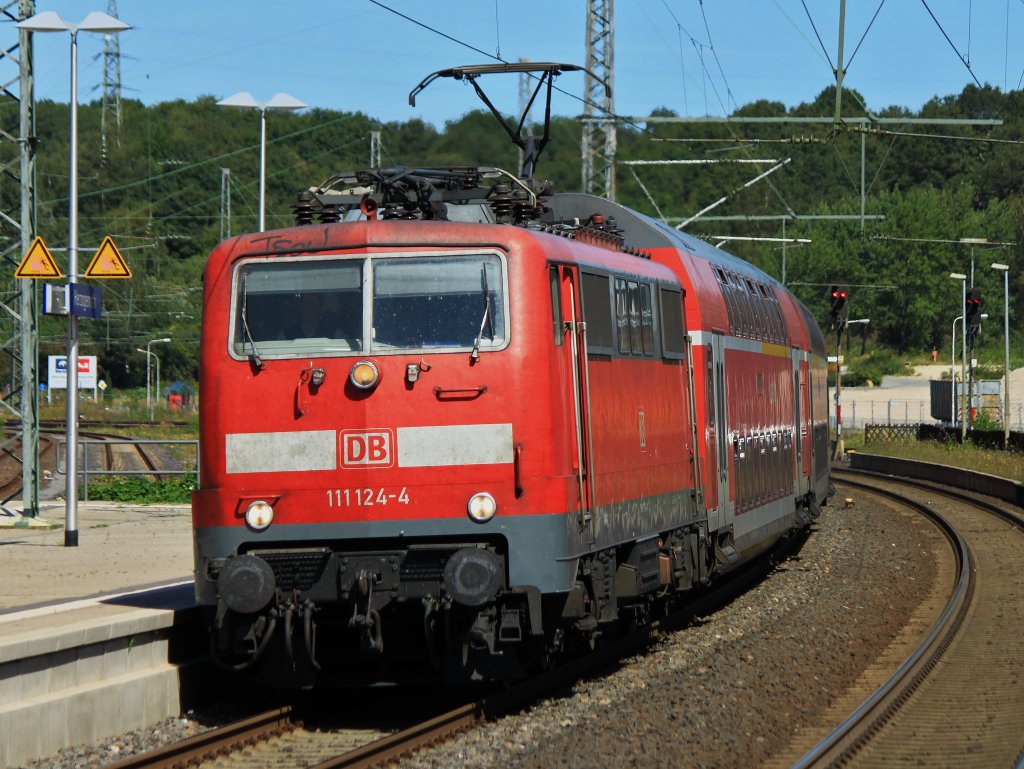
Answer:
[{"left": 1, "top": 83, "right": 1022, "bottom": 387}]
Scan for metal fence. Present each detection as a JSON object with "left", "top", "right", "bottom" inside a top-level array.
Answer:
[
  {"left": 57, "top": 438, "right": 199, "bottom": 501},
  {"left": 832, "top": 397, "right": 1024, "bottom": 432}
]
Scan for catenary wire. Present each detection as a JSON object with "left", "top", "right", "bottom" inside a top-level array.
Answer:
[{"left": 919, "top": 0, "right": 983, "bottom": 87}]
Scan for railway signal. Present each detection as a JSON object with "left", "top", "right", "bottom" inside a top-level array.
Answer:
[
  {"left": 966, "top": 288, "right": 982, "bottom": 342},
  {"left": 828, "top": 284, "right": 849, "bottom": 329}
]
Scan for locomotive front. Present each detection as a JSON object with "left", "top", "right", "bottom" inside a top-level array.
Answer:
[{"left": 192, "top": 191, "right": 580, "bottom": 684}]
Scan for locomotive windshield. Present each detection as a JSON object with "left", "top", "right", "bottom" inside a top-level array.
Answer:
[{"left": 231, "top": 252, "right": 507, "bottom": 359}]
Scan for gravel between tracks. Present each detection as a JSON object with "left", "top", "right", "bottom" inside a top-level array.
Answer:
[
  {"left": 400, "top": 491, "right": 944, "bottom": 769},
  {"left": 15, "top": 491, "right": 944, "bottom": 769}
]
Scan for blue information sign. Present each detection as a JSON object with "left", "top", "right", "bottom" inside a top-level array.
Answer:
[{"left": 70, "top": 284, "right": 102, "bottom": 319}]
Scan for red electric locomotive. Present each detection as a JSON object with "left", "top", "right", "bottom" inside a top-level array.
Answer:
[{"left": 191, "top": 64, "right": 830, "bottom": 685}]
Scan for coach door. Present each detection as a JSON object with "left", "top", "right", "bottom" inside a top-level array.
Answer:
[
  {"left": 707, "top": 332, "right": 731, "bottom": 531},
  {"left": 793, "top": 351, "right": 810, "bottom": 497},
  {"left": 554, "top": 265, "right": 596, "bottom": 541}
]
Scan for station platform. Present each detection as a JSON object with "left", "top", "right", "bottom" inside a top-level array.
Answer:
[
  {"left": 0, "top": 501, "right": 193, "bottom": 611},
  {"left": 0, "top": 501, "right": 208, "bottom": 767}
]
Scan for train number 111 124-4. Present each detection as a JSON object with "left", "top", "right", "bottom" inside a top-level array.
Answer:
[{"left": 327, "top": 487, "right": 410, "bottom": 507}]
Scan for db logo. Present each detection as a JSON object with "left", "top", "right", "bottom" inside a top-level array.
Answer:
[{"left": 340, "top": 429, "right": 394, "bottom": 468}]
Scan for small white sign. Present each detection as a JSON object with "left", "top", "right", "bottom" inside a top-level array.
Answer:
[{"left": 48, "top": 355, "right": 97, "bottom": 389}]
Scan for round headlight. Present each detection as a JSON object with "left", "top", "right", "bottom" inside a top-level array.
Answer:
[
  {"left": 244, "top": 500, "right": 274, "bottom": 531},
  {"left": 349, "top": 360, "right": 380, "bottom": 390},
  {"left": 467, "top": 492, "right": 497, "bottom": 523}
]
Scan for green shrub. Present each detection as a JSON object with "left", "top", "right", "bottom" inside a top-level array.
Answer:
[
  {"left": 838, "top": 349, "right": 904, "bottom": 387},
  {"left": 972, "top": 365, "right": 1004, "bottom": 380},
  {"left": 82, "top": 476, "right": 195, "bottom": 503},
  {"left": 971, "top": 409, "right": 1002, "bottom": 431}
]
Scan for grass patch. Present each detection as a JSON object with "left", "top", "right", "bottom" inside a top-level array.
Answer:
[
  {"left": 83, "top": 476, "right": 195, "bottom": 504},
  {"left": 855, "top": 439, "right": 1024, "bottom": 482}
]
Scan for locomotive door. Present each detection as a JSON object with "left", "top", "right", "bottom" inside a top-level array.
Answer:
[
  {"left": 555, "top": 264, "right": 596, "bottom": 542},
  {"left": 706, "top": 333, "right": 731, "bottom": 531}
]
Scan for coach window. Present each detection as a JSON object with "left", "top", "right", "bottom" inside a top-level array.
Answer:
[
  {"left": 745, "top": 279, "right": 761, "bottom": 339},
  {"left": 764, "top": 290, "right": 778, "bottom": 342},
  {"left": 639, "top": 283, "right": 655, "bottom": 355},
  {"left": 714, "top": 269, "right": 734, "bottom": 334},
  {"left": 581, "top": 272, "right": 614, "bottom": 354},
  {"left": 722, "top": 272, "right": 739, "bottom": 336},
  {"left": 766, "top": 287, "right": 781, "bottom": 343},
  {"left": 745, "top": 281, "right": 759, "bottom": 338},
  {"left": 659, "top": 287, "right": 687, "bottom": 361},
  {"left": 627, "top": 281, "right": 643, "bottom": 354},
  {"left": 549, "top": 266, "right": 563, "bottom": 345},
  {"left": 705, "top": 344, "right": 714, "bottom": 428},
  {"left": 771, "top": 295, "right": 789, "bottom": 345},
  {"left": 615, "top": 278, "right": 630, "bottom": 353},
  {"left": 732, "top": 273, "right": 752, "bottom": 338},
  {"left": 724, "top": 273, "right": 739, "bottom": 336},
  {"left": 756, "top": 282, "right": 770, "bottom": 341}
]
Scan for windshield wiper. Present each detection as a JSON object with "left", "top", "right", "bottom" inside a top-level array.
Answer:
[
  {"left": 240, "top": 274, "right": 265, "bottom": 369},
  {"left": 471, "top": 265, "right": 494, "bottom": 362}
]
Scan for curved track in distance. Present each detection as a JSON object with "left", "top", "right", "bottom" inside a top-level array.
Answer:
[{"left": 795, "top": 468, "right": 1024, "bottom": 768}]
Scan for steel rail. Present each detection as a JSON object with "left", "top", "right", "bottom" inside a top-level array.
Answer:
[
  {"left": 100, "top": 706, "right": 298, "bottom": 769},
  {"left": 305, "top": 703, "right": 480, "bottom": 769},
  {"left": 307, "top": 531, "right": 811, "bottom": 768},
  {"left": 791, "top": 471, "right": 973, "bottom": 768},
  {"left": 106, "top": 525, "right": 811, "bottom": 769}
]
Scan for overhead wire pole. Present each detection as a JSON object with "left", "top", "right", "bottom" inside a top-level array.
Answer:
[
  {"left": 582, "top": 0, "right": 615, "bottom": 199},
  {"left": 833, "top": 0, "right": 847, "bottom": 127},
  {"left": 219, "top": 168, "right": 231, "bottom": 241},
  {"left": 99, "top": 0, "right": 123, "bottom": 160},
  {"left": 17, "top": 0, "right": 40, "bottom": 521},
  {"left": 517, "top": 59, "right": 534, "bottom": 176},
  {"left": 369, "top": 131, "right": 382, "bottom": 167},
  {"left": 0, "top": 0, "right": 44, "bottom": 524}
]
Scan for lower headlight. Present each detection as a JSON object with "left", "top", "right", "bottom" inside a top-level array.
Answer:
[
  {"left": 467, "top": 492, "right": 497, "bottom": 523},
  {"left": 245, "top": 500, "right": 274, "bottom": 531}
]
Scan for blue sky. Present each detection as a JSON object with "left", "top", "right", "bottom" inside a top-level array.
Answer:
[{"left": 14, "top": 1, "right": 1023, "bottom": 127}]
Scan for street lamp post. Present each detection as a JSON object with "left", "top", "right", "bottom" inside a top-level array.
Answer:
[
  {"left": 950, "top": 273, "right": 967, "bottom": 441},
  {"left": 992, "top": 263, "right": 1011, "bottom": 446},
  {"left": 139, "top": 338, "right": 170, "bottom": 420},
  {"left": 951, "top": 314, "right": 963, "bottom": 427},
  {"left": 137, "top": 348, "right": 153, "bottom": 408},
  {"left": 17, "top": 10, "right": 131, "bottom": 547},
  {"left": 216, "top": 92, "right": 306, "bottom": 232}
]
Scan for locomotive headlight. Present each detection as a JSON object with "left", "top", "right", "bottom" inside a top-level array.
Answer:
[
  {"left": 349, "top": 360, "right": 380, "bottom": 390},
  {"left": 244, "top": 500, "right": 275, "bottom": 531},
  {"left": 467, "top": 492, "right": 497, "bottom": 523}
]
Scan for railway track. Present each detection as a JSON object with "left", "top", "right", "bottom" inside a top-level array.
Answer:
[
  {"left": 793, "top": 468, "right": 1024, "bottom": 768},
  {"left": 100, "top": 527, "right": 813, "bottom": 769},
  {"left": 0, "top": 429, "right": 170, "bottom": 504}
]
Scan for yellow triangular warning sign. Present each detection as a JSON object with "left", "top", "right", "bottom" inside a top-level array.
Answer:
[
  {"left": 15, "top": 236, "right": 63, "bottom": 279},
  {"left": 84, "top": 236, "right": 132, "bottom": 279}
]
